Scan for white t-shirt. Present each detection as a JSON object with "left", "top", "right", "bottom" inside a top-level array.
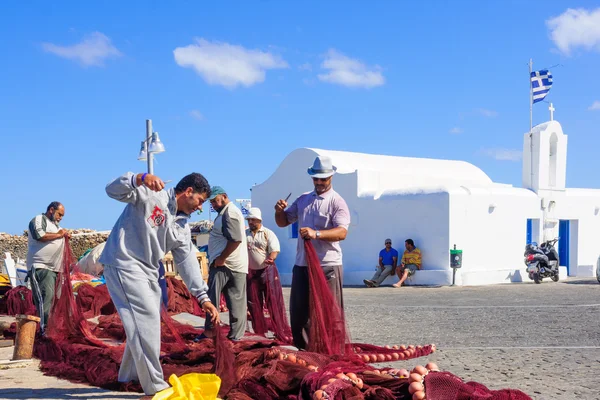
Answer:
[
  {"left": 26, "top": 214, "right": 64, "bottom": 272},
  {"left": 246, "top": 226, "right": 280, "bottom": 270}
]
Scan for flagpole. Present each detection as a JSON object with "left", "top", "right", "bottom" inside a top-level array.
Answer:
[
  {"left": 529, "top": 58, "right": 534, "bottom": 189},
  {"left": 529, "top": 58, "right": 533, "bottom": 132}
]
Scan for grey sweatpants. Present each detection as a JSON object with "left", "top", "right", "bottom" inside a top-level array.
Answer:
[
  {"left": 30, "top": 267, "right": 58, "bottom": 333},
  {"left": 370, "top": 264, "right": 394, "bottom": 286},
  {"left": 204, "top": 266, "right": 247, "bottom": 340},
  {"left": 103, "top": 266, "right": 169, "bottom": 395},
  {"left": 290, "top": 264, "right": 344, "bottom": 350}
]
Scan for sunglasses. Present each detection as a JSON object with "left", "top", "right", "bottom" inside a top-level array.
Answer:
[
  {"left": 385, "top": 242, "right": 391, "bottom": 245},
  {"left": 312, "top": 177, "right": 330, "bottom": 182}
]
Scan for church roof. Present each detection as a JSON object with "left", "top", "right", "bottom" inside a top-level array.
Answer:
[{"left": 311, "top": 148, "right": 491, "bottom": 183}]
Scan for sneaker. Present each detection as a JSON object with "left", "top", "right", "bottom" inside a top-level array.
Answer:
[{"left": 363, "top": 279, "right": 375, "bottom": 288}]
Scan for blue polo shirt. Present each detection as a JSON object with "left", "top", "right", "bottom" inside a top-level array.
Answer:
[{"left": 379, "top": 248, "right": 399, "bottom": 265}]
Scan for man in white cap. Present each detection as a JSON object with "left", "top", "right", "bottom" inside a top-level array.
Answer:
[
  {"left": 274, "top": 155, "right": 350, "bottom": 350},
  {"left": 245, "top": 207, "right": 291, "bottom": 341}
]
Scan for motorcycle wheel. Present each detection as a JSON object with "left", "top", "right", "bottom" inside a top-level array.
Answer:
[
  {"left": 533, "top": 273, "right": 542, "bottom": 284},
  {"left": 528, "top": 272, "right": 534, "bottom": 281},
  {"left": 551, "top": 274, "right": 559, "bottom": 282}
]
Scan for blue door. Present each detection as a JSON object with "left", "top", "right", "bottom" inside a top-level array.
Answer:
[
  {"left": 526, "top": 219, "right": 533, "bottom": 244},
  {"left": 558, "top": 220, "right": 570, "bottom": 274}
]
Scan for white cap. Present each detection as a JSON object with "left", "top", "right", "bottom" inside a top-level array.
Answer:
[{"left": 245, "top": 207, "right": 262, "bottom": 221}]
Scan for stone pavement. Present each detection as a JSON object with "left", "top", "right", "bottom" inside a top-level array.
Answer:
[{"left": 0, "top": 277, "right": 598, "bottom": 399}]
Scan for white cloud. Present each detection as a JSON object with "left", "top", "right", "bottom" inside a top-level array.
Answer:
[
  {"left": 189, "top": 110, "right": 204, "bottom": 120},
  {"left": 588, "top": 100, "right": 600, "bottom": 110},
  {"left": 546, "top": 8, "right": 600, "bottom": 55},
  {"left": 298, "top": 62, "right": 312, "bottom": 71},
  {"left": 476, "top": 108, "right": 498, "bottom": 118},
  {"left": 481, "top": 148, "right": 522, "bottom": 162},
  {"left": 449, "top": 127, "right": 463, "bottom": 134},
  {"left": 42, "top": 32, "right": 121, "bottom": 67},
  {"left": 317, "top": 49, "right": 384, "bottom": 88},
  {"left": 173, "top": 38, "right": 288, "bottom": 89}
]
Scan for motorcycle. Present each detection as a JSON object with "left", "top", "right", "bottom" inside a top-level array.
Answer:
[{"left": 524, "top": 238, "right": 560, "bottom": 284}]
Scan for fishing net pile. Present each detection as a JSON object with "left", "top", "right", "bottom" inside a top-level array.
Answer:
[{"left": 1, "top": 239, "right": 532, "bottom": 399}]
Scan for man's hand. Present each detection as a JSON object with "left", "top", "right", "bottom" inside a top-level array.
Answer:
[
  {"left": 202, "top": 301, "right": 220, "bottom": 324},
  {"left": 265, "top": 256, "right": 275, "bottom": 265},
  {"left": 141, "top": 174, "right": 165, "bottom": 192},
  {"left": 58, "top": 229, "right": 71, "bottom": 239},
  {"left": 214, "top": 256, "right": 226, "bottom": 267},
  {"left": 274, "top": 199, "right": 288, "bottom": 212},
  {"left": 299, "top": 227, "right": 317, "bottom": 240}
]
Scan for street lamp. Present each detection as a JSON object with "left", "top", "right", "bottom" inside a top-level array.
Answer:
[{"left": 136, "top": 119, "right": 166, "bottom": 174}]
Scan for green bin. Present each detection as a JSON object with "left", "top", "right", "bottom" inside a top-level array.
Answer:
[{"left": 450, "top": 249, "right": 463, "bottom": 269}]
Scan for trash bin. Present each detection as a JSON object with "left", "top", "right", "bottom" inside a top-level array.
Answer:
[{"left": 450, "top": 249, "right": 462, "bottom": 269}]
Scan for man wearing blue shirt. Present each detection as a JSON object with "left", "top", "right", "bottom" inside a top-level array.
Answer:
[{"left": 364, "top": 239, "right": 398, "bottom": 287}]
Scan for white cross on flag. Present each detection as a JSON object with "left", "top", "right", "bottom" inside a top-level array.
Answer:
[{"left": 530, "top": 70, "right": 552, "bottom": 104}]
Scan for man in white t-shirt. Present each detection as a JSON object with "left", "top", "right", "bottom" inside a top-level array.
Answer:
[
  {"left": 203, "top": 186, "right": 248, "bottom": 340},
  {"left": 245, "top": 207, "right": 291, "bottom": 340},
  {"left": 27, "top": 201, "right": 70, "bottom": 332}
]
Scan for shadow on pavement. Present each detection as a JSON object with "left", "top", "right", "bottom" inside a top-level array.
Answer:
[{"left": 563, "top": 279, "right": 599, "bottom": 285}]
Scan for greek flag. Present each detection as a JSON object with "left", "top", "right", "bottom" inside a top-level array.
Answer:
[{"left": 530, "top": 70, "right": 552, "bottom": 104}]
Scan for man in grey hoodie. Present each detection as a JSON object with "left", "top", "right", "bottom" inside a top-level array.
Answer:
[{"left": 99, "top": 171, "right": 219, "bottom": 396}]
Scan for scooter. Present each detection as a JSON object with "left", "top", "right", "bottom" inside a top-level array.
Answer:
[{"left": 524, "top": 238, "right": 560, "bottom": 284}]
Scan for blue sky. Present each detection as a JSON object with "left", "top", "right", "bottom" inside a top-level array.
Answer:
[{"left": 1, "top": 1, "right": 600, "bottom": 234}]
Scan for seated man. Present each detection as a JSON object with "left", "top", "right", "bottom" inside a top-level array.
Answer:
[
  {"left": 393, "top": 239, "right": 421, "bottom": 288},
  {"left": 364, "top": 238, "right": 398, "bottom": 287}
]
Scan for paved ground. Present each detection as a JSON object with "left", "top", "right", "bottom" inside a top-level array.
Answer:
[{"left": 1, "top": 277, "right": 599, "bottom": 399}]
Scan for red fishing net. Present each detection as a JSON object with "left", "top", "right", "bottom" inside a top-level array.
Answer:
[
  {"left": 247, "top": 263, "right": 293, "bottom": 343},
  {"left": 304, "top": 240, "right": 352, "bottom": 355},
  {"left": 75, "top": 284, "right": 115, "bottom": 319},
  {"left": 5, "top": 286, "right": 37, "bottom": 316},
  {"left": 424, "top": 371, "right": 531, "bottom": 400},
  {"left": 0, "top": 238, "right": 532, "bottom": 400}
]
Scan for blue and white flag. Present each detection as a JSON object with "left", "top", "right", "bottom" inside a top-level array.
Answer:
[{"left": 530, "top": 70, "right": 552, "bottom": 104}]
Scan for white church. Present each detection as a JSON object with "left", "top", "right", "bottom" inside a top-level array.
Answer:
[{"left": 251, "top": 118, "right": 600, "bottom": 286}]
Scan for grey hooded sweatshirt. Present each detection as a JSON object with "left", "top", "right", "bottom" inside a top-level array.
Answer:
[{"left": 99, "top": 172, "right": 209, "bottom": 303}]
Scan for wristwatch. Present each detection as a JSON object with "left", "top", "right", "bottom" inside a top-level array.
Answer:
[{"left": 316, "top": 230, "right": 321, "bottom": 238}]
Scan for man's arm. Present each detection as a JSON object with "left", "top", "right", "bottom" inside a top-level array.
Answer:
[
  {"left": 265, "top": 229, "right": 280, "bottom": 264},
  {"left": 214, "top": 209, "right": 244, "bottom": 266},
  {"left": 38, "top": 231, "right": 68, "bottom": 242},
  {"left": 392, "top": 256, "right": 398, "bottom": 268},
  {"left": 29, "top": 216, "right": 68, "bottom": 242},
  {"left": 172, "top": 241, "right": 219, "bottom": 323},
  {"left": 275, "top": 198, "right": 298, "bottom": 228},
  {"left": 105, "top": 172, "right": 164, "bottom": 204},
  {"left": 378, "top": 256, "right": 384, "bottom": 268},
  {"left": 214, "top": 241, "right": 241, "bottom": 266},
  {"left": 299, "top": 226, "right": 347, "bottom": 241}
]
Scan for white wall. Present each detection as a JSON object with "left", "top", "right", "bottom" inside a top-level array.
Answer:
[
  {"left": 251, "top": 148, "right": 452, "bottom": 285},
  {"left": 537, "top": 188, "right": 600, "bottom": 276},
  {"left": 448, "top": 186, "right": 541, "bottom": 285}
]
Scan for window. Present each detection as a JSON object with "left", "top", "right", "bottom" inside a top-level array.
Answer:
[{"left": 291, "top": 221, "right": 298, "bottom": 239}]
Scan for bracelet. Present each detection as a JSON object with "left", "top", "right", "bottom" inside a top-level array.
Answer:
[{"left": 141, "top": 173, "right": 147, "bottom": 185}]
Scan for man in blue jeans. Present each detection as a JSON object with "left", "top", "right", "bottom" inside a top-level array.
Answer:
[{"left": 364, "top": 238, "right": 398, "bottom": 287}]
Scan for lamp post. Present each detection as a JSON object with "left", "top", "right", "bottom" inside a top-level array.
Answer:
[{"left": 137, "top": 119, "right": 166, "bottom": 174}]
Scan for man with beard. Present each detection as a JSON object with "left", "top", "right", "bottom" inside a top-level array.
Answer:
[
  {"left": 274, "top": 155, "right": 350, "bottom": 350},
  {"left": 202, "top": 186, "right": 248, "bottom": 341},
  {"left": 245, "top": 207, "right": 291, "bottom": 341},
  {"left": 99, "top": 172, "right": 219, "bottom": 396},
  {"left": 27, "top": 201, "right": 70, "bottom": 333}
]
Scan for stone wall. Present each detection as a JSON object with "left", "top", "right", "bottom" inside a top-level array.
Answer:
[{"left": 0, "top": 229, "right": 109, "bottom": 261}]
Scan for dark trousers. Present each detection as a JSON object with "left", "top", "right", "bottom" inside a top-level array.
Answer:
[
  {"left": 290, "top": 264, "right": 344, "bottom": 350},
  {"left": 30, "top": 267, "right": 58, "bottom": 332}
]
